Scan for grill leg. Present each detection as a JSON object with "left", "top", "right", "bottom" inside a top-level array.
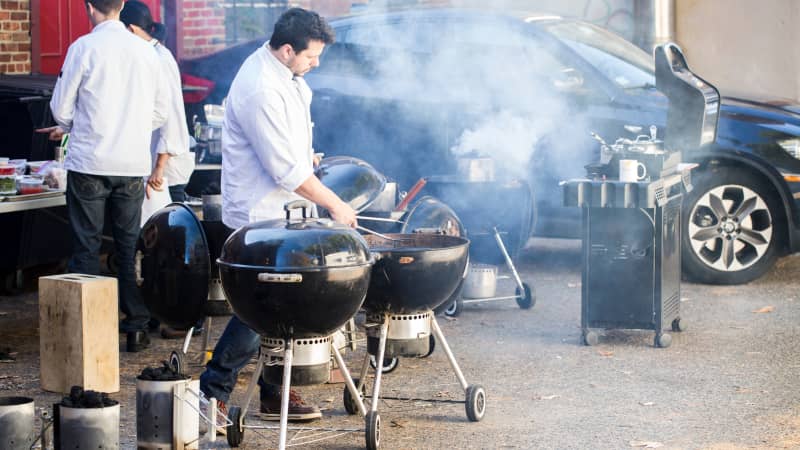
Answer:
[
  {"left": 494, "top": 226, "right": 525, "bottom": 292},
  {"left": 201, "top": 316, "right": 213, "bottom": 364},
  {"left": 357, "top": 351, "right": 370, "bottom": 392},
  {"left": 370, "top": 316, "right": 389, "bottom": 413},
  {"left": 430, "top": 316, "right": 469, "bottom": 391},
  {"left": 278, "top": 340, "right": 294, "bottom": 450},
  {"left": 332, "top": 345, "right": 367, "bottom": 416},
  {"left": 239, "top": 350, "right": 265, "bottom": 418}
]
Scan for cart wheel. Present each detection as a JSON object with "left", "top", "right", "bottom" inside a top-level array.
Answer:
[
  {"left": 168, "top": 350, "right": 184, "bottom": 374},
  {"left": 444, "top": 297, "right": 463, "bottom": 317},
  {"left": 343, "top": 378, "right": 366, "bottom": 415},
  {"left": 582, "top": 330, "right": 598, "bottom": 346},
  {"left": 365, "top": 411, "right": 381, "bottom": 450},
  {"left": 655, "top": 333, "right": 672, "bottom": 348},
  {"left": 420, "top": 334, "right": 436, "bottom": 358},
  {"left": 369, "top": 355, "right": 399, "bottom": 373},
  {"left": 226, "top": 406, "right": 244, "bottom": 447},
  {"left": 671, "top": 318, "right": 686, "bottom": 332},
  {"left": 515, "top": 282, "right": 536, "bottom": 309},
  {"left": 465, "top": 384, "right": 486, "bottom": 422}
]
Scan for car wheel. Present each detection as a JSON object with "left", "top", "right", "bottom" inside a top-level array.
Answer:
[{"left": 682, "top": 167, "right": 783, "bottom": 284}]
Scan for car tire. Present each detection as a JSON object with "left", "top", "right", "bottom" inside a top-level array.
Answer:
[{"left": 682, "top": 167, "right": 784, "bottom": 284}]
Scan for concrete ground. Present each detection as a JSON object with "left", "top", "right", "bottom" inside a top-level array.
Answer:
[{"left": 1, "top": 237, "right": 798, "bottom": 449}]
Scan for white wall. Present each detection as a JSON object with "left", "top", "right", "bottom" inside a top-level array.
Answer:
[{"left": 675, "top": 0, "right": 800, "bottom": 101}]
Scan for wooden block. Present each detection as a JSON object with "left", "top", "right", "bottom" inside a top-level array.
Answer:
[{"left": 39, "top": 273, "right": 120, "bottom": 393}]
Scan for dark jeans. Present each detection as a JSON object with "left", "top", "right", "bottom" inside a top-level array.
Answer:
[
  {"left": 199, "top": 315, "right": 279, "bottom": 403},
  {"left": 66, "top": 171, "right": 149, "bottom": 331},
  {"left": 169, "top": 184, "right": 186, "bottom": 203}
]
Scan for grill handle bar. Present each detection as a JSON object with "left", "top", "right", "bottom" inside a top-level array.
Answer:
[{"left": 284, "top": 199, "right": 312, "bottom": 219}]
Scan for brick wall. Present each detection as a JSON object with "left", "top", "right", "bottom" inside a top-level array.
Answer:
[
  {"left": 181, "top": 0, "right": 226, "bottom": 58},
  {"left": 0, "top": 0, "right": 31, "bottom": 74}
]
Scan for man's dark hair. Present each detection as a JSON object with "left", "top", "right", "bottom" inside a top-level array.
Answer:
[
  {"left": 269, "top": 8, "right": 335, "bottom": 52},
  {"left": 86, "top": 0, "right": 123, "bottom": 15}
]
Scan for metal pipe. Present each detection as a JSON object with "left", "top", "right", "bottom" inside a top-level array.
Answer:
[{"left": 654, "top": 0, "right": 676, "bottom": 46}]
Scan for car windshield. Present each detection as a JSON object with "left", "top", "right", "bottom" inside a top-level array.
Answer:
[{"left": 540, "top": 20, "right": 655, "bottom": 89}]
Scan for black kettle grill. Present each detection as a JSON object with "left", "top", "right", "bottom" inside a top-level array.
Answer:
[
  {"left": 217, "top": 200, "right": 378, "bottom": 449},
  {"left": 218, "top": 200, "right": 373, "bottom": 338},
  {"left": 340, "top": 231, "right": 486, "bottom": 450}
]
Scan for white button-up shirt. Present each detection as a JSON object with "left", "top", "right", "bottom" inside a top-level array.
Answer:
[
  {"left": 50, "top": 20, "right": 168, "bottom": 177},
  {"left": 221, "top": 44, "right": 314, "bottom": 229},
  {"left": 151, "top": 41, "right": 194, "bottom": 185}
]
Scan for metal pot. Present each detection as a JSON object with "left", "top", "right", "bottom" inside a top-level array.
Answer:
[
  {"left": 457, "top": 156, "right": 495, "bottom": 182},
  {"left": 362, "top": 233, "right": 469, "bottom": 314},
  {"left": 462, "top": 264, "right": 498, "bottom": 299},
  {"left": 364, "top": 181, "right": 397, "bottom": 212},
  {"left": 218, "top": 200, "right": 374, "bottom": 338}
]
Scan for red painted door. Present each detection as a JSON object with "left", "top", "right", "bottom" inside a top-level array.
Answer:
[{"left": 35, "top": 0, "right": 161, "bottom": 75}]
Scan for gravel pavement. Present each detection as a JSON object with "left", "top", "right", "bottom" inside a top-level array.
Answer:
[{"left": 0, "top": 237, "right": 798, "bottom": 449}]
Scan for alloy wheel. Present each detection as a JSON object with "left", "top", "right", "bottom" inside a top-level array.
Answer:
[{"left": 687, "top": 184, "right": 772, "bottom": 272}]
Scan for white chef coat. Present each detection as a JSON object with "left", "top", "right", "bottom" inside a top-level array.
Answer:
[
  {"left": 50, "top": 20, "right": 168, "bottom": 177},
  {"left": 221, "top": 43, "right": 314, "bottom": 229},
  {"left": 151, "top": 40, "right": 194, "bottom": 186}
]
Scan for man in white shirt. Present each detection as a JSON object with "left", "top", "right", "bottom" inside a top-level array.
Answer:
[
  {"left": 199, "top": 8, "right": 355, "bottom": 428},
  {"left": 39, "top": 0, "right": 167, "bottom": 351}
]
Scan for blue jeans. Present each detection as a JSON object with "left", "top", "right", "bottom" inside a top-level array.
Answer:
[
  {"left": 200, "top": 315, "right": 279, "bottom": 403},
  {"left": 66, "top": 171, "right": 149, "bottom": 331}
]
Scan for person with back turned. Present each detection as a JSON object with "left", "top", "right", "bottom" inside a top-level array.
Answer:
[
  {"left": 198, "top": 7, "right": 356, "bottom": 434},
  {"left": 38, "top": 0, "right": 168, "bottom": 352}
]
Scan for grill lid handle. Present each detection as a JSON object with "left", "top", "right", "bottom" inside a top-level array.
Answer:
[
  {"left": 284, "top": 200, "right": 312, "bottom": 220},
  {"left": 258, "top": 273, "right": 303, "bottom": 283}
]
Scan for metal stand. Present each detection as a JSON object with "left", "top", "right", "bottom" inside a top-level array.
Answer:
[
  {"left": 354, "top": 312, "right": 486, "bottom": 449},
  {"left": 445, "top": 228, "right": 534, "bottom": 316},
  {"left": 225, "top": 338, "right": 369, "bottom": 448}
]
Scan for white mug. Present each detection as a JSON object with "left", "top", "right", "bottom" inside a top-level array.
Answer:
[{"left": 619, "top": 159, "right": 647, "bottom": 182}]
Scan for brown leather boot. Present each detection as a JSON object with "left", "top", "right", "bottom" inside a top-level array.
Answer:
[{"left": 260, "top": 389, "right": 321, "bottom": 421}]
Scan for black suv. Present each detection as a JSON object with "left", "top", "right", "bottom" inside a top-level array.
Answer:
[{"left": 181, "top": 9, "right": 800, "bottom": 284}]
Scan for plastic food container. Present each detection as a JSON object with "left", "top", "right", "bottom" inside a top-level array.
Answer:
[
  {"left": 0, "top": 165, "right": 16, "bottom": 194},
  {"left": 9, "top": 158, "right": 26, "bottom": 175},
  {"left": 17, "top": 176, "right": 46, "bottom": 195},
  {"left": 26, "top": 160, "right": 49, "bottom": 174}
]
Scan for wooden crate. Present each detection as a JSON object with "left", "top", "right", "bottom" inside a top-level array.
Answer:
[{"left": 39, "top": 273, "right": 120, "bottom": 393}]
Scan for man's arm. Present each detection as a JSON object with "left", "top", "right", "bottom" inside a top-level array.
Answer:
[
  {"left": 151, "top": 52, "right": 169, "bottom": 131},
  {"left": 294, "top": 174, "right": 356, "bottom": 227},
  {"left": 49, "top": 44, "right": 84, "bottom": 131}
]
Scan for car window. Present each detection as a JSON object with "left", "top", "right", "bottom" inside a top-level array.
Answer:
[
  {"left": 541, "top": 21, "right": 655, "bottom": 89},
  {"left": 338, "top": 20, "right": 574, "bottom": 90},
  {"left": 342, "top": 20, "right": 434, "bottom": 49}
]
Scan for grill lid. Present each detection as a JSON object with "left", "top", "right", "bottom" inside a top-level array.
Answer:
[
  {"left": 137, "top": 203, "right": 210, "bottom": 329},
  {"left": 219, "top": 200, "right": 372, "bottom": 270},
  {"left": 315, "top": 156, "right": 386, "bottom": 213}
]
